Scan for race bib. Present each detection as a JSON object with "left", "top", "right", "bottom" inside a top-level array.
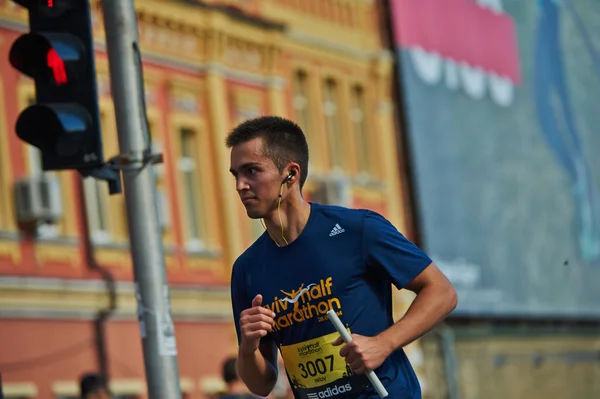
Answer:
[{"left": 280, "top": 330, "right": 369, "bottom": 399}]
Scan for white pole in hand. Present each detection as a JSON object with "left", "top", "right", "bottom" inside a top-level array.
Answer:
[{"left": 327, "top": 310, "right": 389, "bottom": 398}]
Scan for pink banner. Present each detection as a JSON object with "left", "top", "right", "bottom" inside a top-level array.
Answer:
[{"left": 390, "top": 0, "right": 522, "bottom": 84}]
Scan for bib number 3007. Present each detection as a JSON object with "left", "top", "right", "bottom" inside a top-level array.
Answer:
[
  {"left": 298, "top": 355, "right": 335, "bottom": 378},
  {"left": 280, "top": 330, "right": 354, "bottom": 390}
]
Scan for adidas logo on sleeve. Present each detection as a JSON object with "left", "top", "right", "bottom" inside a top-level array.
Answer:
[{"left": 329, "top": 223, "right": 345, "bottom": 237}]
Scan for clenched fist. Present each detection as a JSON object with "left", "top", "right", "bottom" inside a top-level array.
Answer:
[
  {"left": 239, "top": 294, "right": 277, "bottom": 354},
  {"left": 332, "top": 334, "right": 392, "bottom": 375}
]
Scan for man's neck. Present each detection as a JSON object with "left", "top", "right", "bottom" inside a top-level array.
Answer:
[{"left": 263, "top": 195, "right": 311, "bottom": 246}]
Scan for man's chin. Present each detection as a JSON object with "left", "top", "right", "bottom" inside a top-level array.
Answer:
[{"left": 245, "top": 208, "right": 264, "bottom": 219}]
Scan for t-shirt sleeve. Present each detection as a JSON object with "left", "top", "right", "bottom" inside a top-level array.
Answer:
[
  {"left": 230, "top": 259, "right": 251, "bottom": 345},
  {"left": 362, "top": 211, "right": 432, "bottom": 289}
]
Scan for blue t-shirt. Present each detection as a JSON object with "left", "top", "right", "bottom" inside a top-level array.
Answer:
[{"left": 231, "top": 203, "right": 432, "bottom": 399}]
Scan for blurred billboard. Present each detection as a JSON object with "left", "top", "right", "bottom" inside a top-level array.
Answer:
[{"left": 390, "top": 0, "right": 600, "bottom": 317}]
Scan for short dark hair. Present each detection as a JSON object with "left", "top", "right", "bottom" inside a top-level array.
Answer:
[
  {"left": 226, "top": 116, "right": 309, "bottom": 190},
  {"left": 79, "top": 373, "right": 107, "bottom": 398},
  {"left": 222, "top": 356, "right": 238, "bottom": 384}
]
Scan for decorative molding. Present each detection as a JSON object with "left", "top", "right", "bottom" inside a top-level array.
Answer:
[
  {"left": 286, "top": 30, "right": 370, "bottom": 60},
  {"left": 168, "top": 78, "right": 204, "bottom": 114},
  {"left": 199, "top": 376, "right": 227, "bottom": 395},
  {"left": 52, "top": 381, "right": 79, "bottom": 397},
  {"left": 94, "top": 247, "right": 132, "bottom": 269},
  {"left": 0, "top": 277, "right": 232, "bottom": 321},
  {"left": 0, "top": 4, "right": 283, "bottom": 80},
  {"left": 231, "top": 88, "right": 265, "bottom": 124},
  {"left": 2, "top": 382, "right": 38, "bottom": 398},
  {"left": 34, "top": 242, "right": 80, "bottom": 267},
  {"left": 267, "top": 76, "right": 286, "bottom": 89},
  {"left": 180, "top": 377, "right": 195, "bottom": 394},
  {"left": 167, "top": 77, "right": 205, "bottom": 93},
  {"left": 185, "top": 253, "right": 224, "bottom": 271},
  {"left": 170, "top": 95, "right": 202, "bottom": 114},
  {"left": 52, "top": 379, "right": 149, "bottom": 396},
  {"left": 109, "top": 379, "right": 147, "bottom": 395},
  {"left": 223, "top": 37, "right": 264, "bottom": 71},
  {"left": 0, "top": 239, "right": 21, "bottom": 265}
]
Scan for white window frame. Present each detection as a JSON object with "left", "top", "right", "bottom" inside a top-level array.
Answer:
[
  {"left": 27, "top": 145, "right": 60, "bottom": 239},
  {"left": 351, "top": 85, "right": 372, "bottom": 177},
  {"left": 323, "top": 79, "right": 342, "bottom": 171},
  {"left": 83, "top": 176, "right": 112, "bottom": 244},
  {"left": 178, "top": 128, "right": 206, "bottom": 252},
  {"left": 293, "top": 71, "right": 310, "bottom": 131}
]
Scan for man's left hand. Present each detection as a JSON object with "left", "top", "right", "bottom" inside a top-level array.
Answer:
[{"left": 332, "top": 334, "right": 392, "bottom": 374}]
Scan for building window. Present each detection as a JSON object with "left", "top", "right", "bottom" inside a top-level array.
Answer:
[
  {"left": 351, "top": 85, "right": 372, "bottom": 175},
  {"left": 84, "top": 177, "right": 111, "bottom": 244},
  {"left": 293, "top": 70, "right": 310, "bottom": 132},
  {"left": 151, "top": 138, "right": 171, "bottom": 238},
  {"left": 293, "top": 70, "right": 321, "bottom": 167},
  {"left": 323, "top": 78, "right": 342, "bottom": 169},
  {"left": 2, "top": 381, "right": 38, "bottom": 399},
  {"left": 84, "top": 111, "right": 112, "bottom": 244},
  {"left": 25, "top": 96, "right": 58, "bottom": 236},
  {"left": 25, "top": 96, "right": 42, "bottom": 177},
  {"left": 178, "top": 127, "right": 206, "bottom": 251},
  {"left": 24, "top": 96, "right": 62, "bottom": 238},
  {"left": 0, "top": 78, "right": 13, "bottom": 232},
  {"left": 133, "top": 118, "right": 173, "bottom": 246}
]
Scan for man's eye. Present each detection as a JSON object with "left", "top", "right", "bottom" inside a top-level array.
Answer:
[{"left": 249, "top": 168, "right": 258, "bottom": 175}]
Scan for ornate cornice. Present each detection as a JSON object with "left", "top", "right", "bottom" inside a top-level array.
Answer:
[{"left": 0, "top": 277, "right": 232, "bottom": 321}]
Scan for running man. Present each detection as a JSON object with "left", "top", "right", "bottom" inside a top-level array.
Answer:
[{"left": 227, "top": 116, "right": 457, "bottom": 398}]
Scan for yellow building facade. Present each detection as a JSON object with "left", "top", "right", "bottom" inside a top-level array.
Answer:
[{"left": 0, "top": 0, "right": 421, "bottom": 397}]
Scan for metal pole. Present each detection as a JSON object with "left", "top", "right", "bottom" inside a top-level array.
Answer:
[{"left": 100, "top": 1, "right": 182, "bottom": 398}]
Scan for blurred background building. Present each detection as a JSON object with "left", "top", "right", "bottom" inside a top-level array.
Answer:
[
  {"left": 0, "top": 0, "right": 412, "bottom": 398},
  {"left": 387, "top": 0, "right": 600, "bottom": 398},
  {"left": 2, "top": 0, "right": 600, "bottom": 398}
]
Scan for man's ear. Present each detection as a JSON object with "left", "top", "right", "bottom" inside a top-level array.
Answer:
[{"left": 285, "top": 165, "right": 300, "bottom": 184}]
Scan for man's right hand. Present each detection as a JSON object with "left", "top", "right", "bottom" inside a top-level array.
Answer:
[{"left": 239, "top": 294, "right": 277, "bottom": 354}]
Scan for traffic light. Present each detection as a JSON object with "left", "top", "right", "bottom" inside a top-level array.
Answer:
[{"left": 9, "top": 0, "right": 104, "bottom": 172}]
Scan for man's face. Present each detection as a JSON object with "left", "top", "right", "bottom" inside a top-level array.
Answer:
[{"left": 230, "top": 137, "right": 285, "bottom": 219}]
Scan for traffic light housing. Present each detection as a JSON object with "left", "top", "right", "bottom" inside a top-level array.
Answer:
[{"left": 9, "top": 0, "right": 104, "bottom": 171}]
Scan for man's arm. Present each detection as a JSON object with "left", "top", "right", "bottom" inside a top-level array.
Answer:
[
  {"left": 237, "top": 339, "right": 279, "bottom": 396},
  {"left": 235, "top": 294, "right": 279, "bottom": 396},
  {"left": 334, "top": 263, "right": 457, "bottom": 373},
  {"left": 378, "top": 262, "right": 457, "bottom": 351}
]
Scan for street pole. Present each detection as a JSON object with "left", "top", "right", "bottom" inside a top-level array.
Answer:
[{"left": 101, "top": 1, "right": 182, "bottom": 398}]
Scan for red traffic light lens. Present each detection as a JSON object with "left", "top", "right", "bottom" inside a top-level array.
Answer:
[
  {"left": 9, "top": 33, "right": 84, "bottom": 84},
  {"left": 47, "top": 48, "right": 68, "bottom": 85}
]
